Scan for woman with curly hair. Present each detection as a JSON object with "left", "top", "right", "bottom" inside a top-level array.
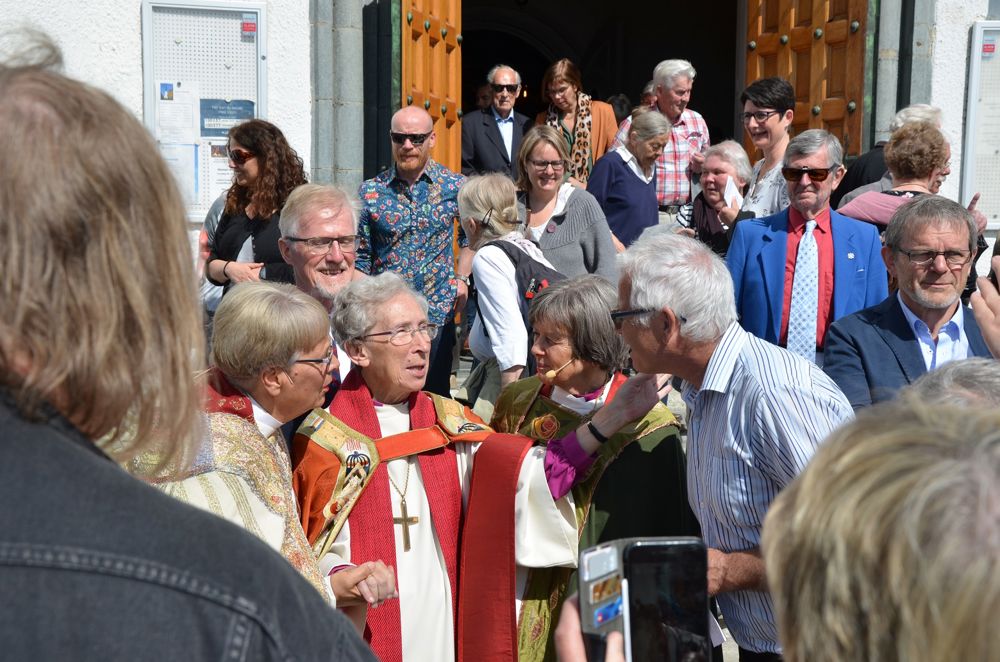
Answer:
[
  {"left": 838, "top": 122, "right": 950, "bottom": 230},
  {"left": 206, "top": 119, "right": 308, "bottom": 292}
]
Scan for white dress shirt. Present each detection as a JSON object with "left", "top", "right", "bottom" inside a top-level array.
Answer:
[{"left": 897, "top": 292, "right": 970, "bottom": 371}]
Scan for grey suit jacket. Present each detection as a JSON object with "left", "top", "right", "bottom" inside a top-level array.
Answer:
[{"left": 822, "top": 295, "right": 992, "bottom": 409}]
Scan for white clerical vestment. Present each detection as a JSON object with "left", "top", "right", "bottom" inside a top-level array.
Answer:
[{"left": 319, "top": 401, "right": 578, "bottom": 662}]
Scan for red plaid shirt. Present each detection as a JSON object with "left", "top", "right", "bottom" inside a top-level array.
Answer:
[{"left": 612, "top": 107, "right": 709, "bottom": 206}]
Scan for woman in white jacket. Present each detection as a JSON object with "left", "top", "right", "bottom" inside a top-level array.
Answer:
[{"left": 457, "top": 173, "right": 561, "bottom": 419}]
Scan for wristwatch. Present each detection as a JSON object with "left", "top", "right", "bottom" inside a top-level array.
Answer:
[{"left": 455, "top": 273, "right": 471, "bottom": 287}]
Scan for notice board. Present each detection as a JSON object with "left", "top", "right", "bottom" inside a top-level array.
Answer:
[
  {"left": 962, "top": 21, "right": 1000, "bottom": 229},
  {"left": 142, "top": 0, "right": 267, "bottom": 223}
]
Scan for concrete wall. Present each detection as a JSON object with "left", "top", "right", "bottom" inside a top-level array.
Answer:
[
  {"left": 924, "top": 0, "right": 989, "bottom": 205},
  {"left": 1, "top": 0, "right": 313, "bottom": 171}
]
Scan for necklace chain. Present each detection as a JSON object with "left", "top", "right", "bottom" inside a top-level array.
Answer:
[{"left": 386, "top": 460, "right": 412, "bottom": 502}]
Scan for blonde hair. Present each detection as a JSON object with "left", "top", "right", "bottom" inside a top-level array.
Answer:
[
  {"left": 0, "top": 36, "right": 203, "bottom": 464},
  {"left": 763, "top": 401, "right": 1000, "bottom": 662},
  {"left": 516, "top": 125, "right": 570, "bottom": 191},
  {"left": 211, "top": 282, "right": 330, "bottom": 390},
  {"left": 457, "top": 174, "right": 521, "bottom": 249}
]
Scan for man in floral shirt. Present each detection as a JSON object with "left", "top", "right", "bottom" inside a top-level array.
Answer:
[{"left": 357, "top": 106, "right": 474, "bottom": 396}]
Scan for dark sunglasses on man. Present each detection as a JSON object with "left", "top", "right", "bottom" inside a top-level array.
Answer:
[
  {"left": 491, "top": 83, "right": 519, "bottom": 94},
  {"left": 389, "top": 131, "right": 432, "bottom": 146},
  {"left": 780, "top": 165, "right": 840, "bottom": 183}
]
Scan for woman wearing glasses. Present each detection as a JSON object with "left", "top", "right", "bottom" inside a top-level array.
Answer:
[
  {"left": 739, "top": 77, "right": 796, "bottom": 218},
  {"left": 205, "top": 119, "right": 308, "bottom": 293},
  {"left": 142, "top": 282, "right": 397, "bottom": 626},
  {"left": 490, "top": 276, "right": 698, "bottom": 661},
  {"left": 535, "top": 58, "right": 618, "bottom": 186},
  {"left": 517, "top": 126, "right": 617, "bottom": 281},
  {"left": 455, "top": 173, "right": 563, "bottom": 419}
]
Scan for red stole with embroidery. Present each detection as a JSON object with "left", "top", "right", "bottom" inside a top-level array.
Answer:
[
  {"left": 328, "top": 370, "right": 462, "bottom": 662},
  {"left": 204, "top": 368, "right": 255, "bottom": 422}
]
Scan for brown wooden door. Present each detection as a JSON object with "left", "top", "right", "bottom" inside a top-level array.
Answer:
[
  {"left": 402, "top": 0, "right": 462, "bottom": 172},
  {"left": 745, "top": 0, "right": 867, "bottom": 159}
]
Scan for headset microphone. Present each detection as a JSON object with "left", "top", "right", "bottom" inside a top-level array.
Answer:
[{"left": 543, "top": 359, "right": 574, "bottom": 382}]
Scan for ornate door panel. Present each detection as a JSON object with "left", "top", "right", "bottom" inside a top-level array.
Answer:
[
  {"left": 745, "top": 0, "right": 867, "bottom": 159},
  {"left": 402, "top": 0, "right": 462, "bottom": 172}
]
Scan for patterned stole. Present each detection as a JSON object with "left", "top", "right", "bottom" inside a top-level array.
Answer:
[
  {"left": 545, "top": 91, "right": 594, "bottom": 184},
  {"left": 328, "top": 371, "right": 463, "bottom": 662},
  {"left": 204, "top": 367, "right": 255, "bottom": 422}
]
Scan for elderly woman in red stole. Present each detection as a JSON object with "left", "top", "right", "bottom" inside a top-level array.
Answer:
[
  {"left": 291, "top": 272, "right": 662, "bottom": 662},
  {"left": 490, "top": 275, "right": 700, "bottom": 661},
  {"left": 131, "top": 282, "right": 396, "bottom": 627}
]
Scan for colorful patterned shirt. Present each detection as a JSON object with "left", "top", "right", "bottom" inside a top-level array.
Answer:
[
  {"left": 612, "top": 106, "right": 710, "bottom": 206},
  {"left": 357, "top": 160, "right": 467, "bottom": 325}
]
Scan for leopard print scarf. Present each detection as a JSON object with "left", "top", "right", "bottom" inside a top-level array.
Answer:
[{"left": 545, "top": 91, "right": 593, "bottom": 183}]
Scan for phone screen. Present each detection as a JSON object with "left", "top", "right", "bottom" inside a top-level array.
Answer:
[{"left": 623, "top": 541, "right": 710, "bottom": 662}]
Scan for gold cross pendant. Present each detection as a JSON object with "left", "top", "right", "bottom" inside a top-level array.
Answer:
[{"left": 393, "top": 498, "right": 419, "bottom": 552}]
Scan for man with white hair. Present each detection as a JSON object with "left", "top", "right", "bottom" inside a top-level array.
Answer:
[
  {"left": 461, "top": 64, "right": 532, "bottom": 179},
  {"left": 611, "top": 59, "right": 710, "bottom": 225},
  {"left": 615, "top": 230, "right": 853, "bottom": 660},
  {"left": 280, "top": 183, "right": 364, "bottom": 384}
]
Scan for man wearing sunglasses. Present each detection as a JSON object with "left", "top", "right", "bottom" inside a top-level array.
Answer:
[
  {"left": 461, "top": 64, "right": 532, "bottom": 179},
  {"left": 357, "top": 105, "right": 474, "bottom": 397},
  {"left": 822, "top": 196, "right": 993, "bottom": 409},
  {"left": 726, "top": 129, "right": 887, "bottom": 364}
]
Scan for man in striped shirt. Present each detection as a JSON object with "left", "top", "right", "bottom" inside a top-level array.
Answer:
[
  {"left": 616, "top": 231, "right": 853, "bottom": 661},
  {"left": 611, "top": 59, "right": 710, "bottom": 226}
]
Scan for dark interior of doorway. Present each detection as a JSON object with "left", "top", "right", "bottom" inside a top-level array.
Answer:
[{"left": 461, "top": 2, "right": 742, "bottom": 145}]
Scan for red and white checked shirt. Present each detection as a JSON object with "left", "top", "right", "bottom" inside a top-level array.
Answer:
[{"left": 612, "top": 107, "right": 710, "bottom": 206}]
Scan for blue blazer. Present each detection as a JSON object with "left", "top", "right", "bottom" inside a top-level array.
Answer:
[
  {"left": 726, "top": 208, "right": 888, "bottom": 346},
  {"left": 822, "top": 295, "right": 992, "bottom": 409}
]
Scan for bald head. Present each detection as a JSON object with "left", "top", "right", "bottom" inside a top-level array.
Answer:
[
  {"left": 391, "top": 106, "right": 434, "bottom": 133},
  {"left": 390, "top": 105, "right": 436, "bottom": 183}
]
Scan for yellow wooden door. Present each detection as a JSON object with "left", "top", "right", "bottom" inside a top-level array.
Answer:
[
  {"left": 402, "top": 0, "right": 462, "bottom": 172},
  {"left": 745, "top": 0, "right": 867, "bottom": 159}
]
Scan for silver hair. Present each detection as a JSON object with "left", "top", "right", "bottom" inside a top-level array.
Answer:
[
  {"left": 883, "top": 195, "right": 977, "bottom": 254},
  {"left": 618, "top": 231, "right": 737, "bottom": 343},
  {"left": 279, "top": 183, "right": 360, "bottom": 237},
  {"left": 704, "top": 140, "right": 753, "bottom": 186},
  {"left": 641, "top": 80, "right": 656, "bottom": 97},
  {"left": 628, "top": 109, "right": 671, "bottom": 142},
  {"left": 487, "top": 64, "right": 521, "bottom": 86},
  {"left": 329, "top": 272, "right": 428, "bottom": 346},
  {"left": 890, "top": 103, "right": 942, "bottom": 132},
  {"left": 784, "top": 129, "right": 844, "bottom": 168},
  {"left": 653, "top": 59, "right": 696, "bottom": 89},
  {"left": 527, "top": 275, "right": 629, "bottom": 373},
  {"left": 902, "top": 358, "right": 1000, "bottom": 407}
]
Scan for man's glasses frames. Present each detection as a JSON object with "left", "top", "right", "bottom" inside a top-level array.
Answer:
[
  {"left": 390, "top": 131, "right": 432, "bottom": 146},
  {"left": 284, "top": 235, "right": 358, "bottom": 255}
]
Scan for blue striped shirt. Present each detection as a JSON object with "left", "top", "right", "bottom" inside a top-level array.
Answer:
[{"left": 682, "top": 323, "right": 853, "bottom": 653}]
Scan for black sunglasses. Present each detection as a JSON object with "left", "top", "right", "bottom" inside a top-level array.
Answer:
[
  {"left": 228, "top": 148, "right": 255, "bottom": 165},
  {"left": 780, "top": 165, "right": 840, "bottom": 183},
  {"left": 389, "top": 131, "right": 432, "bottom": 146},
  {"left": 491, "top": 83, "right": 519, "bottom": 94}
]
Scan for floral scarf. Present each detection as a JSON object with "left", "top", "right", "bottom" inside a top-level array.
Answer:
[{"left": 545, "top": 90, "right": 594, "bottom": 183}]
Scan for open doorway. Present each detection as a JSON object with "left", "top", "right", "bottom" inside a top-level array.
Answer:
[{"left": 461, "top": 0, "right": 742, "bottom": 143}]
